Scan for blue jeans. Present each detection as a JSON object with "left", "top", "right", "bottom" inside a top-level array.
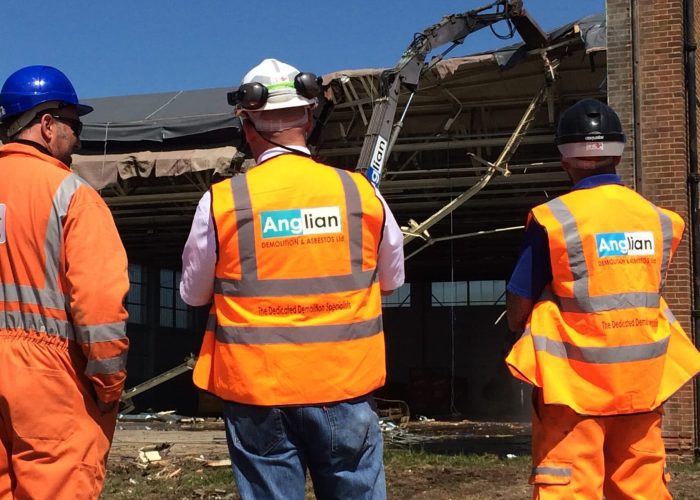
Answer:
[{"left": 223, "top": 398, "right": 386, "bottom": 500}]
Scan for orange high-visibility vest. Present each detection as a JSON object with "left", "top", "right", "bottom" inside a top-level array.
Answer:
[
  {"left": 193, "top": 154, "right": 387, "bottom": 405},
  {"left": 506, "top": 183, "right": 700, "bottom": 415},
  {"left": 0, "top": 142, "right": 129, "bottom": 403}
]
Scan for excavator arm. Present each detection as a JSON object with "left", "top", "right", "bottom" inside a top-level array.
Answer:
[{"left": 355, "top": 0, "right": 547, "bottom": 187}]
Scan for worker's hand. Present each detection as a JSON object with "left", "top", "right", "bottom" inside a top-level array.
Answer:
[{"left": 97, "top": 400, "right": 117, "bottom": 414}]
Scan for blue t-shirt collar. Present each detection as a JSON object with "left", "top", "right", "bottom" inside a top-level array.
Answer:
[{"left": 572, "top": 173, "right": 623, "bottom": 191}]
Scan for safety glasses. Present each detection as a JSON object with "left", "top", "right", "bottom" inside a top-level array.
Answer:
[{"left": 51, "top": 115, "right": 83, "bottom": 137}]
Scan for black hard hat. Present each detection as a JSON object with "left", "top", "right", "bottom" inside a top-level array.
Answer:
[{"left": 555, "top": 99, "right": 625, "bottom": 158}]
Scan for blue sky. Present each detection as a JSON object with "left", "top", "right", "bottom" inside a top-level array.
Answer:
[{"left": 3, "top": 0, "right": 604, "bottom": 99}]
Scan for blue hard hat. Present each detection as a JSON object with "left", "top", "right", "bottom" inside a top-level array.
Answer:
[{"left": 0, "top": 65, "right": 93, "bottom": 124}]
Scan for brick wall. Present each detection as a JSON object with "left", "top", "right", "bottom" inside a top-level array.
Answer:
[
  {"left": 606, "top": 0, "right": 636, "bottom": 185},
  {"left": 607, "top": 0, "right": 696, "bottom": 459}
]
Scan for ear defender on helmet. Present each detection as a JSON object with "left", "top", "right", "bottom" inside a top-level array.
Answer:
[
  {"left": 293, "top": 72, "right": 322, "bottom": 100},
  {"left": 227, "top": 71, "right": 322, "bottom": 110},
  {"left": 227, "top": 82, "right": 268, "bottom": 110}
]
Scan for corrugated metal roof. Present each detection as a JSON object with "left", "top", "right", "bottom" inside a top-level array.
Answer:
[{"left": 78, "top": 14, "right": 604, "bottom": 144}]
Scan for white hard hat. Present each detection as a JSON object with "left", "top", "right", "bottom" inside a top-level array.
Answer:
[{"left": 241, "top": 58, "right": 316, "bottom": 111}]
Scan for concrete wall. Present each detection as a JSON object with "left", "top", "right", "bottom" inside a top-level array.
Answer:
[{"left": 607, "top": 0, "right": 697, "bottom": 457}]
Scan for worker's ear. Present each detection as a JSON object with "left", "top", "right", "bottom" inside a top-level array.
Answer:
[
  {"left": 238, "top": 113, "right": 255, "bottom": 136},
  {"left": 304, "top": 107, "right": 314, "bottom": 137},
  {"left": 39, "top": 113, "right": 56, "bottom": 142},
  {"left": 560, "top": 156, "right": 571, "bottom": 171},
  {"left": 559, "top": 157, "right": 575, "bottom": 183}
]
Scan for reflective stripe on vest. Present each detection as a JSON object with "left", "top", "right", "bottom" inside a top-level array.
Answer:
[
  {"left": 545, "top": 197, "right": 672, "bottom": 312},
  {"left": 523, "top": 326, "right": 669, "bottom": 364},
  {"left": 1, "top": 174, "right": 83, "bottom": 340},
  {"left": 664, "top": 307, "right": 677, "bottom": 324},
  {"left": 215, "top": 271, "right": 377, "bottom": 297},
  {"left": 214, "top": 169, "right": 375, "bottom": 300},
  {"left": 539, "top": 287, "right": 660, "bottom": 314},
  {"left": 208, "top": 314, "right": 383, "bottom": 344}
]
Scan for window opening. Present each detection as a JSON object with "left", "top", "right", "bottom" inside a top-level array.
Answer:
[
  {"left": 126, "top": 263, "right": 146, "bottom": 324},
  {"left": 160, "top": 269, "right": 189, "bottom": 328},
  {"left": 382, "top": 283, "right": 412, "bottom": 308}
]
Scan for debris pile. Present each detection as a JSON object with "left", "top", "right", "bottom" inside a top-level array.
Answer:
[{"left": 118, "top": 410, "right": 206, "bottom": 425}]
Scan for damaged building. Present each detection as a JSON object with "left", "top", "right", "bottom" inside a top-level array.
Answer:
[{"left": 69, "top": 1, "right": 699, "bottom": 458}]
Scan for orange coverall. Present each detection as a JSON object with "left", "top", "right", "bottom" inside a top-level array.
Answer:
[
  {"left": 530, "top": 390, "right": 670, "bottom": 500},
  {"left": 0, "top": 142, "right": 129, "bottom": 499}
]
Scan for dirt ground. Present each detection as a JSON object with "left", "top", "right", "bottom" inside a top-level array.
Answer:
[{"left": 103, "top": 420, "right": 700, "bottom": 499}]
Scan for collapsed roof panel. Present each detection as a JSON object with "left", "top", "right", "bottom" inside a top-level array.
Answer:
[
  {"left": 77, "top": 14, "right": 603, "bottom": 146},
  {"left": 73, "top": 13, "right": 606, "bottom": 276}
]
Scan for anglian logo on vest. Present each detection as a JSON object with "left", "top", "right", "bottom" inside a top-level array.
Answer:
[
  {"left": 260, "top": 206, "right": 342, "bottom": 239},
  {"left": 595, "top": 231, "right": 655, "bottom": 257}
]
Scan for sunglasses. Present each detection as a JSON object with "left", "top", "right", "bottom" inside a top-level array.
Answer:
[{"left": 51, "top": 115, "right": 83, "bottom": 137}]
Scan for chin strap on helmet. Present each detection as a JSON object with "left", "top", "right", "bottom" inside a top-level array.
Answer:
[{"left": 5, "top": 101, "right": 62, "bottom": 137}]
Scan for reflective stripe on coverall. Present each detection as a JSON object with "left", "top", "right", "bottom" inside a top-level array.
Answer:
[
  {"left": 193, "top": 154, "right": 386, "bottom": 405},
  {"left": 0, "top": 143, "right": 129, "bottom": 500},
  {"left": 506, "top": 183, "right": 700, "bottom": 498}
]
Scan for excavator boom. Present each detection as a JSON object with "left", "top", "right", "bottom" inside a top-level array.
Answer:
[{"left": 355, "top": 0, "right": 547, "bottom": 187}]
